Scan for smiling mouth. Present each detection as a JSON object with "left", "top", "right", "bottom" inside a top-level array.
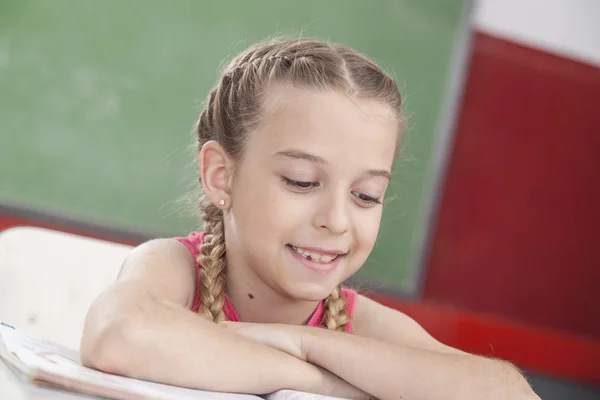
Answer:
[{"left": 287, "top": 245, "right": 340, "bottom": 264}]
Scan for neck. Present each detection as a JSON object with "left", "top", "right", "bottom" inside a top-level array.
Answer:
[{"left": 225, "top": 254, "right": 320, "bottom": 325}]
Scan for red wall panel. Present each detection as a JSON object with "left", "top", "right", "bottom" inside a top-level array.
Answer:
[{"left": 425, "top": 32, "right": 600, "bottom": 338}]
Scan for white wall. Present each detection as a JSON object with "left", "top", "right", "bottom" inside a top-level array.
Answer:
[{"left": 474, "top": 0, "right": 600, "bottom": 67}]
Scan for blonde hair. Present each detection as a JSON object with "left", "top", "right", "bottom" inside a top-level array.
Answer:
[{"left": 195, "top": 37, "right": 402, "bottom": 331}]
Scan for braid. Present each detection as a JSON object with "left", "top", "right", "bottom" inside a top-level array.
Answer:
[
  {"left": 323, "top": 286, "right": 351, "bottom": 332},
  {"left": 196, "top": 198, "right": 228, "bottom": 323}
]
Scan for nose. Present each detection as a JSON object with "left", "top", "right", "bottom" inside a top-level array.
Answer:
[{"left": 311, "top": 190, "right": 349, "bottom": 235}]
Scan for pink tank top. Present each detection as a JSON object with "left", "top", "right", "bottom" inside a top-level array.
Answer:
[{"left": 174, "top": 231, "right": 357, "bottom": 333}]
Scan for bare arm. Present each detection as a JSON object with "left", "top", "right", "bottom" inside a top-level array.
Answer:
[
  {"left": 224, "top": 295, "right": 540, "bottom": 400},
  {"left": 80, "top": 239, "right": 367, "bottom": 398},
  {"left": 304, "top": 296, "right": 539, "bottom": 400}
]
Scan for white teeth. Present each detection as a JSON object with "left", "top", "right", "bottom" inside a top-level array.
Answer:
[
  {"left": 291, "top": 246, "right": 337, "bottom": 264},
  {"left": 308, "top": 252, "right": 322, "bottom": 262},
  {"left": 319, "top": 255, "right": 333, "bottom": 263}
]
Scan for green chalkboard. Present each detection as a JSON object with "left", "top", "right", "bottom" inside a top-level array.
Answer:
[{"left": 0, "top": 0, "right": 470, "bottom": 292}]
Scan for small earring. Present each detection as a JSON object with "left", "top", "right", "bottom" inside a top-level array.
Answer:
[{"left": 218, "top": 199, "right": 225, "bottom": 206}]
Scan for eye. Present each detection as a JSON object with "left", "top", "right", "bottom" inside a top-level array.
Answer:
[
  {"left": 351, "top": 191, "right": 382, "bottom": 206},
  {"left": 283, "top": 178, "right": 320, "bottom": 191}
]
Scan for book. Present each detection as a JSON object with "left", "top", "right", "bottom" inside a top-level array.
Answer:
[{"left": 0, "top": 322, "right": 344, "bottom": 400}]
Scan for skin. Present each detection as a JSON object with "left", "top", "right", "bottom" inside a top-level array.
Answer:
[{"left": 81, "top": 85, "right": 539, "bottom": 400}]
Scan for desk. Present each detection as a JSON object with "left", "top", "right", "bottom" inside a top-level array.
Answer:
[
  {"left": 0, "top": 358, "right": 101, "bottom": 400},
  {"left": 0, "top": 226, "right": 130, "bottom": 350}
]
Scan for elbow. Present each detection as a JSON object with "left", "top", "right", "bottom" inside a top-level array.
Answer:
[
  {"left": 80, "top": 314, "right": 133, "bottom": 376},
  {"left": 489, "top": 359, "right": 540, "bottom": 400},
  {"left": 80, "top": 295, "right": 144, "bottom": 376}
]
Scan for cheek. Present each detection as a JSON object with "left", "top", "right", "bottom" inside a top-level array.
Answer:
[
  {"left": 232, "top": 171, "right": 306, "bottom": 243},
  {"left": 353, "top": 209, "right": 383, "bottom": 254},
  {"left": 342, "top": 209, "right": 382, "bottom": 280},
  {"left": 259, "top": 185, "right": 313, "bottom": 237}
]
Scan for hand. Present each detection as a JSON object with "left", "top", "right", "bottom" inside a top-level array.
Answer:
[
  {"left": 222, "top": 322, "right": 374, "bottom": 399},
  {"left": 221, "top": 322, "right": 309, "bottom": 361}
]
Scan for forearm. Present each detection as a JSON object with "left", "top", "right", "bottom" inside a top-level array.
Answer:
[
  {"left": 81, "top": 286, "right": 319, "bottom": 395},
  {"left": 304, "top": 329, "right": 538, "bottom": 400}
]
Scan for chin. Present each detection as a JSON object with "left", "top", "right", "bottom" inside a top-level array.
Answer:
[{"left": 280, "top": 279, "right": 339, "bottom": 302}]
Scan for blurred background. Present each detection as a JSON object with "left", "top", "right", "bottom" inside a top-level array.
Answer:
[{"left": 0, "top": 0, "right": 598, "bottom": 398}]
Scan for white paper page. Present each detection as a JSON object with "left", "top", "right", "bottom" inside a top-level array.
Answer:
[
  {"left": 0, "top": 323, "right": 261, "bottom": 400},
  {"left": 266, "top": 390, "right": 348, "bottom": 400}
]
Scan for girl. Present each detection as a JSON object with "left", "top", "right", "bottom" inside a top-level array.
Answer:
[{"left": 81, "top": 38, "right": 538, "bottom": 400}]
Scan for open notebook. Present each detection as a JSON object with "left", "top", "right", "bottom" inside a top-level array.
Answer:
[{"left": 0, "top": 322, "right": 344, "bottom": 400}]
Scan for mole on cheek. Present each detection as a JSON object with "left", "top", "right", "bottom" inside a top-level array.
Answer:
[{"left": 248, "top": 293, "right": 254, "bottom": 299}]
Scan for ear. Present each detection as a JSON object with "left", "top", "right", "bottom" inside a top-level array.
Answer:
[{"left": 199, "top": 140, "right": 234, "bottom": 210}]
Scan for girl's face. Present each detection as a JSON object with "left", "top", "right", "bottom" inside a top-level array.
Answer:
[{"left": 225, "top": 85, "right": 399, "bottom": 301}]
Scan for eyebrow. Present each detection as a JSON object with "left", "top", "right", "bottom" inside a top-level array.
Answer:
[
  {"left": 274, "top": 149, "right": 327, "bottom": 164},
  {"left": 273, "top": 148, "right": 392, "bottom": 181},
  {"left": 367, "top": 169, "right": 392, "bottom": 181}
]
